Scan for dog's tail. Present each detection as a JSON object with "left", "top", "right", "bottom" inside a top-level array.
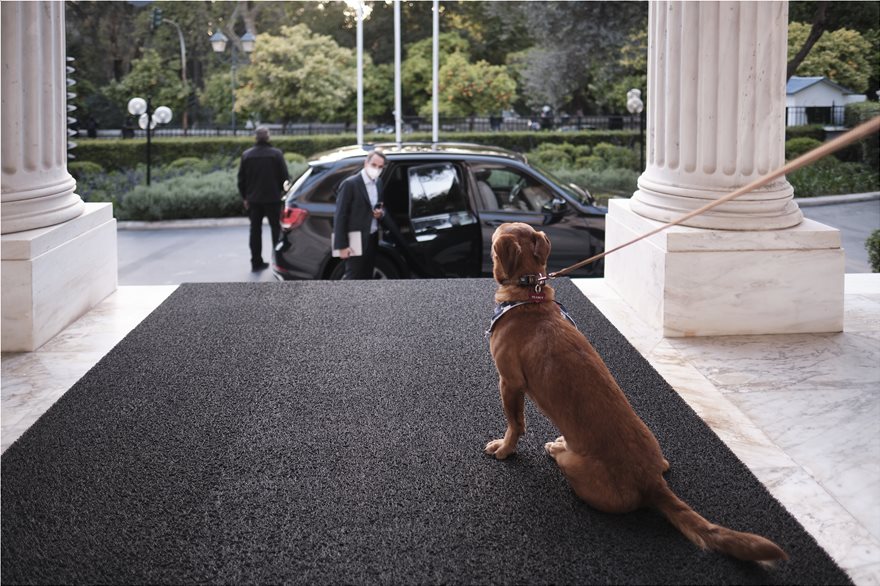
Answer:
[{"left": 649, "top": 481, "right": 788, "bottom": 564}]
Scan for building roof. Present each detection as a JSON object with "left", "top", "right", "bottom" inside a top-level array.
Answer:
[{"left": 787, "top": 76, "right": 859, "bottom": 95}]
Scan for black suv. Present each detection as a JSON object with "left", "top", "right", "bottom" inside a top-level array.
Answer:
[{"left": 273, "top": 143, "right": 607, "bottom": 280}]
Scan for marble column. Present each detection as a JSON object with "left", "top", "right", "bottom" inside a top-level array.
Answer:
[
  {"left": 631, "top": 1, "right": 802, "bottom": 230},
  {"left": 605, "top": 0, "right": 844, "bottom": 336},
  {"left": 1, "top": 1, "right": 84, "bottom": 234},
  {"left": 1, "top": 1, "right": 117, "bottom": 351}
]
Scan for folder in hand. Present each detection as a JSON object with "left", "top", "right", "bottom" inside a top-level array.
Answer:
[{"left": 331, "top": 231, "right": 363, "bottom": 257}]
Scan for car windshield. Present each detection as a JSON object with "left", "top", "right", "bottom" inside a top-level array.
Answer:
[{"left": 527, "top": 162, "right": 594, "bottom": 206}]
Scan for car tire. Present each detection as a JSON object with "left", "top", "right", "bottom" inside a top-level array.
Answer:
[{"left": 327, "top": 254, "right": 399, "bottom": 280}]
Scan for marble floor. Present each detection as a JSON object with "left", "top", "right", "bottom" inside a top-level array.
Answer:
[{"left": 2, "top": 276, "right": 879, "bottom": 585}]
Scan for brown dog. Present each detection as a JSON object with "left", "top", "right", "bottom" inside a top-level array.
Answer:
[{"left": 485, "top": 222, "right": 787, "bottom": 564}]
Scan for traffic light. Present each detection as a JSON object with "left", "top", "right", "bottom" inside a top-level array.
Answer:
[{"left": 151, "top": 8, "right": 163, "bottom": 31}]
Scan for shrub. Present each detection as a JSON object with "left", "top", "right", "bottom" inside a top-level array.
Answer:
[
  {"left": 785, "top": 137, "right": 824, "bottom": 160},
  {"left": 115, "top": 170, "right": 242, "bottom": 221},
  {"left": 844, "top": 102, "right": 880, "bottom": 168},
  {"left": 68, "top": 161, "right": 105, "bottom": 181},
  {"left": 285, "top": 152, "right": 306, "bottom": 164},
  {"left": 167, "top": 157, "right": 213, "bottom": 173},
  {"left": 866, "top": 229, "right": 880, "bottom": 273},
  {"left": 527, "top": 141, "right": 640, "bottom": 172},
  {"left": 788, "top": 159, "right": 880, "bottom": 197},
  {"left": 551, "top": 167, "right": 640, "bottom": 198},
  {"left": 592, "top": 142, "right": 638, "bottom": 171}
]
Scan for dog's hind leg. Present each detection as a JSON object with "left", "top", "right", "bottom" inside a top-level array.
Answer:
[
  {"left": 485, "top": 379, "right": 526, "bottom": 460},
  {"left": 545, "top": 440, "right": 641, "bottom": 514}
]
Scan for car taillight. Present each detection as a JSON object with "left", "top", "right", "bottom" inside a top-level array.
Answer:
[{"left": 281, "top": 207, "right": 308, "bottom": 230}]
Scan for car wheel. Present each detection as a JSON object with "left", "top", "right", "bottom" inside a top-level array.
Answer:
[{"left": 327, "top": 255, "right": 399, "bottom": 280}]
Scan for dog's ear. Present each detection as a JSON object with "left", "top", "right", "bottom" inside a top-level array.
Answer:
[
  {"left": 493, "top": 233, "right": 521, "bottom": 277},
  {"left": 532, "top": 230, "right": 551, "bottom": 264}
]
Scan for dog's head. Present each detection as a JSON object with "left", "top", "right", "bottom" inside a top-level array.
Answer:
[{"left": 491, "top": 222, "right": 551, "bottom": 284}]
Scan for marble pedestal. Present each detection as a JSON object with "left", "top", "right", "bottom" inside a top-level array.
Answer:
[
  {"left": 604, "top": 199, "right": 844, "bottom": 337},
  {"left": 2, "top": 203, "right": 118, "bottom": 351}
]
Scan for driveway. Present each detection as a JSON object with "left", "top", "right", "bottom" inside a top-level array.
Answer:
[{"left": 116, "top": 196, "right": 879, "bottom": 285}]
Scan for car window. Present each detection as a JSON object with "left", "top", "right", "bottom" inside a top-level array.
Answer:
[
  {"left": 408, "top": 163, "right": 475, "bottom": 237},
  {"left": 291, "top": 161, "right": 363, "bottom": 203},
  {"left": 472, "top": 165, "right": 555, "bottom": 212},
  {"left": 409, "top": 163, "right": 469, "bottom": 218}
]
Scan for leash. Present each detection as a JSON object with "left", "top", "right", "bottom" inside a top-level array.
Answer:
[{"left": 538, "top": 116, "right": 880, "bottom": 286}]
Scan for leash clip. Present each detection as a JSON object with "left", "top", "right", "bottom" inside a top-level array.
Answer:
[{"left": 535, "top": 273, "right": 548, "bottom": 293}]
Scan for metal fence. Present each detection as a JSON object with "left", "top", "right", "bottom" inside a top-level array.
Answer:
[
  {"left": 785, "top": 106, "right": 847, "bottom": 127},
  {"left": 81, "top": 114, "right": 646, "bottom": 140}
]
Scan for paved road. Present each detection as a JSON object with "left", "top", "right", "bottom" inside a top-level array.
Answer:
[
  {"left": 117, "top": 198, "right": 879, "bottom": 285},
  {"left": 800, "top": 199, "right": 879, "bottom": 273},
  {"left": 118, "top": 223, "right": 277, "bottom": 285}
]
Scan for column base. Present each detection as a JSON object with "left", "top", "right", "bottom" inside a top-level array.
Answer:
[
  {"left": 2, "top": 203, "right": 118, "bottom": 351},
  {"left": 604, "top": 199, "right": 844, "bottom": 337}
]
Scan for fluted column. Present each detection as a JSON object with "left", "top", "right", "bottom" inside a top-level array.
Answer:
[
  {"left": 1, "top": 0, "right": 84, "bottom": 235},
  {"left": 630, "top": 0, "right": 802, "bottom": 230}
]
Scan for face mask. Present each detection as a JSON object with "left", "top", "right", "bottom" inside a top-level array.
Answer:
[{"left": 365, "top": 165, "right": 381, "bottom": 181}]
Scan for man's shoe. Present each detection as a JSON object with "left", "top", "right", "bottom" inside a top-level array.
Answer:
[{"left": 251, "top": 261, "right": 269, "bottom": 271}]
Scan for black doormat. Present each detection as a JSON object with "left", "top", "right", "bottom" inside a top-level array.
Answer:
[{"left": 1, "top": 280, "right": 852, "bottom": 585}]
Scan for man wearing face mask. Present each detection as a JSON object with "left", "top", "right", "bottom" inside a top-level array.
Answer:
[{"left": 332, "top": 149, "right": 387, "bottom": 279}]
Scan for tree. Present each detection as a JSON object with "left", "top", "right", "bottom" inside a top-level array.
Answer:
[
  {"left": 198, "top": 71, "right": 235, "bottom": 126},
  {"left": 788, "top": 23, "right": 873, "bottom": 92},
  {"left": 402, "top": 32, "right": 471, "bottom": 116},
  {"left": 786, "top": 1, "right": 879, "bottom": 80},
  {"left": 104, "top": 49, "right": 189, "bottom": 126},
  {"left": 489, "top": 1, "right": 648, "bottom": 114},
  {"left": 431, "top": 53, "right": 517, "bottom": 122},
  {"left": 236, "top": 24, "right": 357, "bottom": 124}
]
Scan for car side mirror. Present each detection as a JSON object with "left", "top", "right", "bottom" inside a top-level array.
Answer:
[
  {"left": 542, "top": 198, "right": 568, "bottom": 225},
  {"left": 543, "top": 197, "right": 568, "bottom": 215}
]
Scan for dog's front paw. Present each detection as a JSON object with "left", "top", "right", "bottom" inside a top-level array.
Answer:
[{"left": 485, "top": 439, "right": 515, "bottom": 460}]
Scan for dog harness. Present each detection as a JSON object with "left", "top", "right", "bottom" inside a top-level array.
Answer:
[{"left": 486, "top": 300, "right": 578, "bottom": 336}]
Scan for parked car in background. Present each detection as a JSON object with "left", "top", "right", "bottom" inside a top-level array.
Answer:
[{"left": 273, "top": 143, "right": 607, "bottom": 280}]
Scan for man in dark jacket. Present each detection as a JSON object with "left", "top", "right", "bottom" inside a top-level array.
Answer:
[
  {"left": 332, "top": 149, "right": 386, "bottom": 279},
  {"left": 238, "top": 127, "right": 290, "bottom": 271}
]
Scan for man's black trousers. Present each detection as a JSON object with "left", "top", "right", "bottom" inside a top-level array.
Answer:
[
  {"left": 248, "top": 201, "right": 282, "bottom": 266},
  {"left": 343, "top": 231, "right": 379, "bottom": 279}
]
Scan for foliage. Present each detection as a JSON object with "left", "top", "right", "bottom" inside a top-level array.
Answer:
[
  {"left": 866, "top": 230, "right": 880, "bottom": 273},
  {"left": 167, "top": 157, "right": 213, "bottom": 173},
  {"left": 528, "top": 141, "right": 639, "bottom": 172},
  {"left": 787, "top": 23, "right": 873, "bottom": 92},
  {"left": 493, "top": 2, "right": 648, "bottom": 114},
  {"left": 785, "top": 137, "right": 824, "bottom": 160},
  {"left": 103, "top": 49, "right": 189, "bottom": 127},
  {"left": 198, "top": 71, "right": 235, "bottom": 126},
  {"left": 844, "top": 102, "right": 880, "bottom": 168},
  {"left": 68, "top": 161, "right": 106, "bottom": 181},
  {"left": 73, "top": 131, "right": 644, "bottom": 172},
  {"left": 402, "top": 32, "right": 472, "bottom": 116},
  {"left": 115, "top": 170, "right": 242, "bottom": 221},
  {"left": 787, "top": 159, "right": 879, "bottom": 197},
  {"left": 236, "top": 24, "right": 356, "bottom": 123},
  {"left": 431, "top": 53, "right": 517, "bottom": 118},
  {"left": 528, "top": 143, "right": 591, "bottom": 168},
  {"left": 284, "top": 152, "right": 306, "bottom": 164},
  {"left": 551, "top": 167, "right": 640, "bottom": 198}
]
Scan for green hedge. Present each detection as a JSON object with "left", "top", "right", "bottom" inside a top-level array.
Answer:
[
  {"left": 867, "top": 229, "right": 880, "bottom": 273},
  {"left": 74, "top": 131, "right": 641, "bottom": 172},
  {"left": 845, "top": 102, "right": 880, "bottom": 169}
]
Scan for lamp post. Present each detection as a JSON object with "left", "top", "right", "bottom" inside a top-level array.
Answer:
[
  {"left": 210, "top": 30, "right": 256, "bottom": 136},
  {"left": 626, "top": 88, "right": 645, "bottom": 171},
  {"left": 127, "top": 97, "right": 172, "bottom": 186}
]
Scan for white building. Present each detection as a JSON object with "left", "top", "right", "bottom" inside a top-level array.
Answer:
[{"left": 786, "top": 76, "right": 867, "bottom": 126}]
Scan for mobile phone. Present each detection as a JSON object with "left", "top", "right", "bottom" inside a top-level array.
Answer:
[{"left": 374, "top": 202, "right": 384, "bottom": 210}]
